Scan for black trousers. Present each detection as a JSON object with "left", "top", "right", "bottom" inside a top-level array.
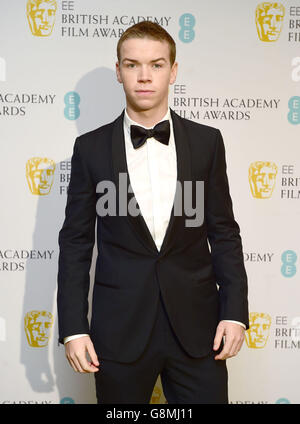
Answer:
[{"left": 94, "top": 292, "right": 228, "bottom": 404}]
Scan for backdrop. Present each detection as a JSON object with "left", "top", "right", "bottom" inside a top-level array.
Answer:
[{"left": 0, "top": 0, "right": 299, "bottom": 404}]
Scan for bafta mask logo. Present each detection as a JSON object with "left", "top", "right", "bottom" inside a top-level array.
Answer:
[
  {"left": 24, "top": 310, "right": 54, "bottom": 347},
  {"left": 26, "top": 0, "right": 57, "bottom": 37},
  {"left": 245, "top": 312, "right": 271, "bottom": 348},
  {"left": 255, "top": 3, "right": 285, "bottom": 42},
  {"left": 150, "top": 386, "right": 163, "bottom": 404},
  {"left": 26, "top": 157, "right": 56, "bottom": 195},
  {"left": 249, "top": 161, "right": 278, "bottom": 199}
]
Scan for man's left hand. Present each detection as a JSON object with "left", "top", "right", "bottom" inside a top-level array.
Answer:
[{"left": 213, "top": 321, "right": 245, "bottom": 360}]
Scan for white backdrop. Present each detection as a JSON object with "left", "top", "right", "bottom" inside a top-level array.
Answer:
[{"left": 0, "top": 0, "right": 299, "bottom": 404}]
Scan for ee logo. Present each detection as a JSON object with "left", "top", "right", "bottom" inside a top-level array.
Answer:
[
  {"left": 60, "top": 397, "right": 75, "bottom": 404},
  {"left": 64, "top": 91, "right": 80, "bottom": 120},
  {"left": 179, "top": 14, "right": 195, "bottom": 43},
  {"left": 288, "top": 96, "right": 300, "bottom": 125},
  {"left": 275, "top": 398, "right": 290, "bottom": 404},
  {"left": 281, "top": 250, "right": 297, "bottom": 278}
]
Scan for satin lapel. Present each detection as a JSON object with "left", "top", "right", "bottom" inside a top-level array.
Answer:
[
  {"left": 111, "top": 110, "right": 159, "bottom": 254},
  {"left": 159, "top": 108, "right": 192, "bottom": 256}
]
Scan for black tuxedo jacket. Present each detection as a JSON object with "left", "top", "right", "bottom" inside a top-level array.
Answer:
[{"left": 57, "top": 108, "right": 249, "bottom": 362}]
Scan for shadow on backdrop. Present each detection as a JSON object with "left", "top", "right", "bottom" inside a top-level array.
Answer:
[{"left": 21, "top": 66, "right": 125, "bottom": 403}]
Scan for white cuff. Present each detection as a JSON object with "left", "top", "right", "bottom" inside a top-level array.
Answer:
[
  {"left": 222, "top": 320, "right": 246, "bottom": 329},
  {"left": 63, "top": 334, "right": 89, "bottom": 344}
]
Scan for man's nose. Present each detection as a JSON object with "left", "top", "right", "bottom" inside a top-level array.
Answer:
[{"left": 137, "top": 65, "right": 152, "bottom": 82}]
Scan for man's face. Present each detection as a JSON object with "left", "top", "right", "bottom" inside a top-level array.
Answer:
[{"left": 116, "top": 37, "right": 177, "bottom": 113}]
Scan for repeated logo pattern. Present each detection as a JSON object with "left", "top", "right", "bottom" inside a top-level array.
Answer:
[
  {"left": 26, "top": 158, "right": 56, "bottom": 195},
  {"left": 24, "top": 310, "right": 54, "bottom": 348},
  {"left": 249, "top": 161, "right": 278, "bottom": 199},
  {"left": 27, "top": 0, "right": 57, "bottom": 37},
  {"left": 255, "top": 2, "right": 285, "bottom": 42},
  {"left": 245, "top": 313, "right": 272, "bottom": 348}
]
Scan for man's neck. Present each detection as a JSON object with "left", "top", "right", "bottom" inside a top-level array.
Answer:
[{"left": 126, "top": 105, "right": 169, "bottom": 128}]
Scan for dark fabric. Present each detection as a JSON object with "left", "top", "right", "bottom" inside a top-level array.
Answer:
[
  {"left": 94, "top": 292, "right": 228, "bottom": 404},
  {"left": 57, "top": 108, "right": 249, "bottom": 362},
  {"left": 130, "top": 119, "right": 170, "bottom": 149}
]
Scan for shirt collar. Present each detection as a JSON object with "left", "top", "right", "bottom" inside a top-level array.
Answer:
[{"left": 124, "top": 107, "right": 171, "bottom": 136}]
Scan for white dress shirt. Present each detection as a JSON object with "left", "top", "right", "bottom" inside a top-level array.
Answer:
[
  {"left": 124, "top": 107, "right": 177, "bottom": 251},
  {"left": 64, "top": 107, "right": 245, "bottom": 344}
]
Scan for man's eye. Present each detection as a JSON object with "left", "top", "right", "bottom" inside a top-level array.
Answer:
[
  {"left": 154, "top": 64, "right": 162, "bottom": 68},
  {"left": 127, "top": 64, "right": 135, "bottom": 68}
]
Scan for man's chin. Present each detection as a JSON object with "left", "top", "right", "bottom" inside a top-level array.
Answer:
[{"left": 128, "top": 101, "right": 157, "bottom": 113}]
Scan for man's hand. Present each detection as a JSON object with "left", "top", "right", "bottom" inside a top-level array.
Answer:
[
  {"left": 64, "top": 335, "right": 100, "bottom": 373},
  {"left": 213, "top": 321, "right": 245, "bottom": 360}
]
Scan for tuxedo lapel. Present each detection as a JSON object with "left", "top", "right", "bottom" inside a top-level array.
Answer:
[
  {"left": 111, "top": 110, "right": 158, "bottom": 255},
  {"left": 159, "top": 108, "right": 192, "bottom": 256},
  {"left": 111, "top": 108, "right": 192, "bottom": 257}
]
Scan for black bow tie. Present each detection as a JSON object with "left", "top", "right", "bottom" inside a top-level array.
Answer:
[{"left": 130, "top": 120, "right": 170, "bottom": 149}]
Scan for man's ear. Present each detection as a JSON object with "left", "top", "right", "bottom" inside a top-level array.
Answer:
[
  {"left": 116, "top": 61, "right": 122, "bottom": 83},
  {"left": 169, "top": 61, "right": 178, "bottom": 85}
]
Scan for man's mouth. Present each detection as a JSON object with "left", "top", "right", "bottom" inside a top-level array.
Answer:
[{"left": 136, "top": 90, "right": 155, "bottom": 95}]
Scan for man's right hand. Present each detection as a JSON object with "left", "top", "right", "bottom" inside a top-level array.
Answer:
[{"left": 64, "top": 335, "right": 100, "bottom": 373}]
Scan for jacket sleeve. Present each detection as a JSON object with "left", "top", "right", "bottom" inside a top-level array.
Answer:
[
  {"left": 57, "top": 136, "right": 96, "bottom": 344},
  {"left": 205, "top": 129, "right": 249, "bottom": 329}
]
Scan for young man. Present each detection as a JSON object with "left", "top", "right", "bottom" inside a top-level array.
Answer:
[{"left": 57, "top": 21, "right": 249, "bottom": 404}]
